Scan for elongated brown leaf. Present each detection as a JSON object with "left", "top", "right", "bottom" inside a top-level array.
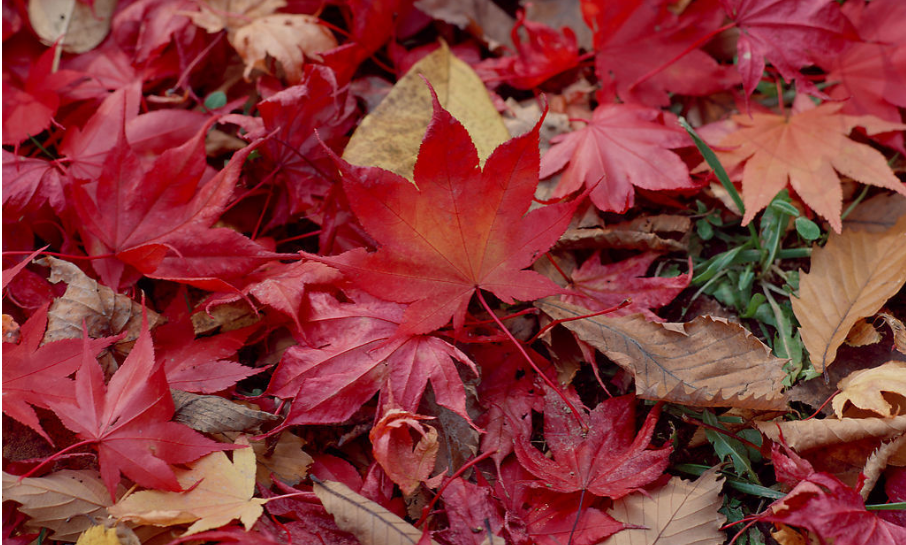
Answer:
[
  {"left": 2, "top": 470, "right": 123, "bottom": 542},
  {"left": 171, "top": 390, "right": 279, "bottom": 434},
  {"left": 792, "top": 215, "right": 906, "bottom": 372},
  {"left": 610, "top": 467, "right": 726, "bottom": 545},
  {"left": 537, "top": 299, "right": 788, "bottom": 409},
  {"left": 313, "top": 478, "right": 440, "bottom": 545},
  {"left": 756, "top": 415, "right": 906, "bottom": 452}
]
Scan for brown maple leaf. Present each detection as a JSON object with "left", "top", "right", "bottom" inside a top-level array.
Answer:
[{"left": 712, "top": 96, "right": 906, "bottom": 232}]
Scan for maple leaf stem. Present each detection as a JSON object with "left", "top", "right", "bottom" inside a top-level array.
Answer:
[
  {"left": 627, "top": 21, "right": 737, "bottom": 92},
  {"left": 17, "top": 439, "right": 96, "bottom": 481},
  {"left": 460, "top": 307, "right": 539, "bottom": 327},
  {"left": 567, "top": 487, "right": 586, "bottom": 545},
  {"left": 275, "top": 230, "right": 322, "bottom": 245},
  {"left": 680, "top": 414, "right": 764, "bottom": 454},
  {"left": 803, "top": 389, "right": 840, "bottom": 420},
  {"left": 545, "top": 253, "right": 573, "bottom": 285},
  {"left": 526, "top": 299, "right": 630, "bottom": 345},
  {"left": 173, "top": 31, "right": 225, "bottom": 96},
  {"left": 475, "top": 290, "right": 588, "bottom": 432},
  {"left": 2, "top": 250, "right": 115, "bottom": 261},
  {"left": 415, "top": 448, "right": 498, "bottom": 528}
]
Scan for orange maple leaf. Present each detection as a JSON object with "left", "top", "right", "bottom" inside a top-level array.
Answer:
[{"left": 714, "top": 97, "right": 906, "bottom": 232}]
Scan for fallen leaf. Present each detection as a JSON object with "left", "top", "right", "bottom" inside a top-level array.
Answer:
[
  {"left": 312, "top": 87, "right": 582, "bottom": 336},
  {"left": 313, "top": 478, "right": 441, "bottom": 545},
  {"left": 370, "top": 409, "right": 439, "bottom": 496},
  {"left": 554, "top": 214, "right": 691, "bottom": 252},
  {"left": 843, "top": 193, "right": 906, "bottom": 233},
  {"left": 413, "top": 0, "right": 513, "bottom": 49},
  {"left": 537, "top": 299, "right": 789, "bottom": 409},
  {"left": 230, "top": 14, "right": 337, "bottom": 83},
  {"left": 791, "top": 215, "right": 906, "bottom": 372},
  {"left": 846, "top": 318, "right": 882, "bottom": 347},
  {"left": 860, "top": 433, "right": 906, "bottom": 500},
  {"left": 833, "top": 361, "right": 906, "bottom": 418},
  {"left": 609, "top": 467, "right": 727, "bottom": 545},
  {"left": 756, "top": 415, "right": 906, "bottom": 452},
  {"left": 2, "top": 470, "right": 123, "bottom": 542},
  {"left": 28, "top": 0, "right": 116, "bottom": 53},
  {"left": 109, "top": 438, "right": 266, "bottom": 536},
  {"left": 38, "top": 256, "right": 163, "bottom": 349},
  {"left": 251, "top": 432, "right": 312, "bottom": 487},
  {"left": 171, "top": 390, "right": 280, "bottom": 434},
  {"left": 879, "top": 312, "right": 906, "bottom": 355},
  {"left": 342, "top": 41, "right": 510, "bottom": 181},
  {"left": 74, "top": 524, "right": 138, "bottom": 545},
  {"left": 711, "top": 97, "right": 906, "bottom": 232}
]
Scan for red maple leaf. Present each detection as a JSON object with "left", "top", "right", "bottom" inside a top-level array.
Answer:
[
  {"left": 480, "top": 10, "right": 581, "bottom": 90},
  {"left": 581, "top": 0, "right": 737, "bottom": 106},
  {"left": 2, "top": 45, "right": 64, "bottom": 147},
  {"left": 513, "top": 389, "right": 670, "bottom": 499},
  {"left": 560, "top": 252, "right": 691, "bottom": 321},
  {"left": 820, "top": 0, "right": 906, "bottom": 153},
  {"left": 72, "top": 116, "right": 278, "bottom": 289},
  {"left": 437, "top": 477, "right": 505, "bottom": 545},
  {"left": 722, "top": 0, "right": 857, "bottom": 100},
  {"left": 756, "top": 444, "right": 906, "bottom": 544},
  {"left": 46, "top": 312, "right": 231, "bottom": 499},
  {"left": 268, "top": 290, "right": 478, "bottom": 426},
  {"left": 540, "top": 102, "right": 694, "bottom": 213},
  {"left": 307, "top": 86, "right": 582, "bottom": 336},
  {"left": 2, "top": 304, "right": 116, "bottom": 442}
]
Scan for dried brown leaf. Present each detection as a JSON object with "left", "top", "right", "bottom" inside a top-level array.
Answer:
[
  {"left": 251, "top": 432, "right": 312, "bottom": 487},
  {"left": 843, "top": 193, "right": 906, "bottom": 233},
  {"left": 313, "top": 478, "right": 440, "bottom": 545},
  {"left": 610, "top": 467, "right": 726, "bottom": 545},
  {"left": 845, "top": 318, "right": 882, "bottom": 347},
  {"left": 413, "top": 0, "right": 513, "bottom": 49},
  {"left": 28, "top": 0, "right": 116, "bottom": 53},
  {"left": 183, "top": 0, "right": 285, "bottom": 33},
  {"left": 2, "top": 470, "right": 123, "bottom": 542},
  {"left": 537, "top": 299, "right": 788, "bottom": 409},
  {"left": 833, "top": 361, "right": 906, "bottom": 418},
  {"left": 230, "top": 14, "right": 337, "bottom": 83},
  {"left": 171, "top": 390, "right": 279, "bottom": 434},
  {"left": 860, "top": 433, "right": 906, "bottom": 500},
  {"left": 792, "top": 216, "right": 906, "bottom": 372},
  {"left": 555, "top": 214, "right": 691, "bottom": 252},
  {"left": 879, "top": 312, "right": 906, "bottom": 355},
  {"left": 756, "top": 415, "right": 906, "bottom": 452},
  {"left": 38, "top": 257, "right": 162, "bottom": 348}
]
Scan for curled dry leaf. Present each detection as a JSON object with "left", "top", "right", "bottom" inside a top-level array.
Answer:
[
  {"left": 792, "top": 216, "right": 906, "bottom": 373},
  {"left": 537, "top": 299, "right": 789, "bottom": 410},
  {"left": 860, "top": 434, "right": 906, "bottom": 500},
  {"left": 609, "top": 467, "right": 726, "bottom": 545},
  {"left": 846, "top": 318, "right": 883, "bottom": 347},
  {"left": 313, "top": 478, "right": 441, "bottom": 545},
  {"left": 554, "top": 214, "right": 691, "bottom": 252},
  {"left": 370, "top": 409, "right": 440, "bottom": 497},
  {"left": 231, "top": 15, "right": 337, "bottom": 83},
  {"left": 342, "top": 41, "right": 510, "bottom": 180},
  {"left": 171, "top": 390, "right": 280, "bottom": 434},
  {"left": 2, "top": 470, "right": 123, "bottom": 542},
  {"left": 756, "top": 415, "right": 906, "bottom": 452},
  {"left": 28, "top": 0, "right": 116, "bottom": 53},
  {"left": 38, "top": 257, "right": 162, "bottom": 347},
  {"left": 833, "top": 361, "right": 906, "bottom": 418},
  {"left": 108, "top": 438, "right": 266, "bottom": 536},
  {"left": 251, "top": 432, "right": 312, "bottom": 487}
]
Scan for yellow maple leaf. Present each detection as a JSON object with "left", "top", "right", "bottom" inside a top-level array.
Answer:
[
  {"left": 108, "top": 438, "right": 265, "bottom": 536},
  {"left": 833, "top": 361, "right": 906, "bottom": 418},
  {"left": 713, "top": 97, "right": 906, "bottom": 232}
]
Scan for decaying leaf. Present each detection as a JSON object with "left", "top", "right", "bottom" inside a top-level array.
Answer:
[
  {"left": 861, "top": 434, "right": 906, "bottom": 500},
  {"left": 756, "top": 415, "right": 906, "bottom": 452},
  {"left": 342, "top": 41, "right": 509, "bottom": 180},
  {"left": 370, "top": 409, "right": 440, "bottom": 497},
  {"left": 833, "top": 361, "right": 906, "bottom": 418},
  {"left": 846, "top": 318, "right": 883, "bottom": 347},
  {"left": 537, "top": 299, "right": 789, "bottom": 409},
  {"left": 108, "top": 438, "right": 266, "bottom": 536},
  {"left": 28, "top": 0, "right": 116, "bottom": 54},
  {"left": 38, "top": 256, "right": 163, "bottom": 347},
  {"left": 2, "top": 470, "right": 123, "bottom": 542},
  {"left": 555, "top": 215, "right": 691, "bottom": 252},
  {"left": 844, "top": 192, "right": 906, "bottom": 233},
  {"left": 610, "top": 467, "right": 726, "bottom": 545},
  {"left": 313, "top": 478, "right": 441, "bottom": 545},
  {"left": 792, "top": 216, "right": 906, "bottom": 372},
  {"left": 171, "top": 390, "right": 280, "bottom": 434},
  {"left": 413, "top": 0, "right": 514, "bottom": 49},
  {"left": 251, "top": 432, "right": 313, "bottom": 487},
  {"left": 880, "top": 312, "right": 906, "bottom": 354}
]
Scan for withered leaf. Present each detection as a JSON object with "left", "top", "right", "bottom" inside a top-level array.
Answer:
[
  {"left": 171, "top": 390, "right": 279, "bottom": 434},
  {"left": 756, "top": 415, "right": 906, "bottom": 452},
  {"left": 38, "top": 257, "right": 162, "bottom": 346},
  {"left": 792, "top": 215, "right": 906, "bottom": 372},
  {"left": 610, "top": 467, "right": 726, "bottom": 545},
  {"left": 251, "top": 432, "right": 312, "bottom": 487},
  {"left": 313, "top": 478, "right": 440, "bottom": 545},
  {"left": 555, "top": 214, "right": 691, "bottom": 252},
  {"left": 537, "top": 299, "right": 788, "bottom": 410},
  {"left": 833, "top": 361, "right": 906, "bottom": 418},
  {"left": 2, "top": 470, "right": 123, "bottom": 542},
  {"left": 28, "top": 0, "right": 116, "bottom": 54}
]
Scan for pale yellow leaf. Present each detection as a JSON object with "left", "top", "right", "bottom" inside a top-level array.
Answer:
[
  {"left": 792, "top": 216, "right": 906, "bottom": 372},
  {"left": 74, "top": 524, "right": 138, "bottom": 545},
  {"left": 610, "top": 467, "right": 726, "bottom": 545},
  {"left": 28, "top": 0, "right": 116, "bottom": 53},
  {"left": 2, "top": 470, "right": 122, "bottom": 542},
  {"left": 845, "top": 318, "right": 882, "bottom": 347},
  {"left": 833, "top": 361, "right": 906, "bottom": 418},
  {"left": 108, "top": 439, "right": 265, "bottom": 536},
  {"left": 183, "top": 0, "right": 285, "bottom": 33},
  {"left": 314, "top": 479, "right": 441, "bottom": 545},
  {"left": 230, "top": 14, "right": 337, "bottom": 83},
  {"left": 536, "top": 299, "right": 789, "bottom": 409},
  {"left": 252, "top": 432, "right": 313, "bottom": 486},
  {"left": 756, "top": 415, "right": 906, "bottom": 451},
  {"left": 342, "top": 41, "right": 510, "bottom": 181}
]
